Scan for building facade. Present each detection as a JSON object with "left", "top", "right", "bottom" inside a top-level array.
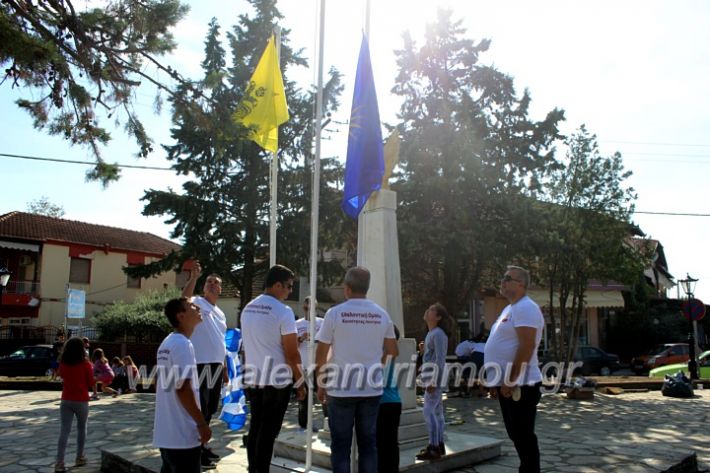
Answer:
[{"left": 0, "top": 212, "right": 182, "bottom": 327}]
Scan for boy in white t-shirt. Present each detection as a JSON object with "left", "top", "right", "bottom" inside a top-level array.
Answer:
[{"left": 153, "top": 297, "right": 212, "bottom": 473}]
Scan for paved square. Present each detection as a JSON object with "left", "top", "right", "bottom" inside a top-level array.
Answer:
[{"left": 0, "top": 388, "right": 707, "bottom": 472}]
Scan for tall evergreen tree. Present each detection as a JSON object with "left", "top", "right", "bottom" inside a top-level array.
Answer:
[
  {"left": 390, "top": 10, "right": 564, "bottom": 322},
  {"left": 133, "top": 0, "right": 345, "bottom": 310},
  {"left": 1, "top": 0, "right": 190, "bottom": 185}
]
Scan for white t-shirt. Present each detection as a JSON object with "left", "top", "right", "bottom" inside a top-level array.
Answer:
[
  {"left": 483, "top": 295, "right": 544, "bottom": 387},
  {"left": 315, "top": 298, "right": 395, "bottom": 398},
  {"left": 295, "top": 316, "right": 323, "bottom": 369},
  {"left": 190, "top": 296, "right": 227, "bottom": 364},
  {"left": 152, "top": 332, "right": 201, "bottom": 449},
  {"left": 241, "top": 294, "right": 297, "bottom": 388}
]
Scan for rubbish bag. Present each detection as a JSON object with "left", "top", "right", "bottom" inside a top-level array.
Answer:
[{"left": 661, "top": 371, "right": 694, "bottom": 398}]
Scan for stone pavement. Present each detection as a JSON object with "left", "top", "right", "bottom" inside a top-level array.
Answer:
[{"left": 0, "top": 388, "right": 708, "bottom": 472}]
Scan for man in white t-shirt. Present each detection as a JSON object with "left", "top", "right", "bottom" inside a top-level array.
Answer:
[
  {"left": 315, "top": 267, "right": 398, "bottom": 473},
  {"left": 483, "top": 265, "right": 544, "bottom": 473},
  {"left": 295, "top": 296, "right": 324, "bottom": 430},
  {"left": 182, "top": 261, "right": 227, "bottom": 467},
  {"left": 153, "top": 297, "right": 212, "bottom": 473},
  {"left": 241, "top": 265, "right": 305, "bottom": 473}
]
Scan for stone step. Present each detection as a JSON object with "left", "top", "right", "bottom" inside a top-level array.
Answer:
[{"left": 272, "top": 431, "right": 503, "bottom": 472}]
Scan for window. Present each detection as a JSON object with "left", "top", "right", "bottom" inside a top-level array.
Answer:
[
  {"left": 69, "top": 258, "right": 91, "bottom": 284},
  {"left": 127, "top": 265, "right": 141, "bottom": 289}
]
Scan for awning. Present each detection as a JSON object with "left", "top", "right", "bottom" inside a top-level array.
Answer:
[
  {"left": 0, "top": 240, "right": 40, "bottom": 252},
  {"left": 528, "top": 289, "right": 624, "bottom": 308}
]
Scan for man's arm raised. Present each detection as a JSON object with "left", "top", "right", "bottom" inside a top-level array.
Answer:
[{"left": 182, "top": 261, "right": 201, "bottom": 298}]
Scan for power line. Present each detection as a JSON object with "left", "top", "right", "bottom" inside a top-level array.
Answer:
[
  {"left": 0, "top": 152, "right": 172, "bottom": 171},
  {"left": 635, "top": 211, "right": 710, "bottom": 217},
  {"left": 603, "top": 140, "right": 710, "bottom": 148}
]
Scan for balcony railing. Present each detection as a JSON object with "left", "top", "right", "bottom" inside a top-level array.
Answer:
[{"left": 2, "top": 280, "right": 41, "bottom": 296}]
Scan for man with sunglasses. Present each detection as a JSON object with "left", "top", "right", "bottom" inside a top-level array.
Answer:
[
  {"left": 484, "top": 265, "right": 544, "bottom": 473},
  {"left": 241, "top": 264, "right": 305, "bottom": 473}
]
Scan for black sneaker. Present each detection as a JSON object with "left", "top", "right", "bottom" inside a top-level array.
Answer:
[
  {"left": 201, "top": 456, "right": 216, "bottom": 468},
  {"left": 203, "top": 447, "right": 220, "bottom": 461}
]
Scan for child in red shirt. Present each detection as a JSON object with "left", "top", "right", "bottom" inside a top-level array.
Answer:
[{"left": 55, "top": 337, "right": 95, "bottom": 472}]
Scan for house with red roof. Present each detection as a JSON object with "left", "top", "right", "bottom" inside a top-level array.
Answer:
[{"left": 0, "top": 211, "right": 182, "bottom": 327}]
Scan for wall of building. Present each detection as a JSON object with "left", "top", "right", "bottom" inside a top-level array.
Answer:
[{"left": 38, "top": 244, "right": 177, "bottom": 327}]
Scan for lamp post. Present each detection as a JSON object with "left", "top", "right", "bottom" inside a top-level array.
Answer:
[
  {"left": 679, "top": 273, "right": 699, "bottom": 380},
  {"left": 0, "top": 266, "right": 11, "bottom": 310}
]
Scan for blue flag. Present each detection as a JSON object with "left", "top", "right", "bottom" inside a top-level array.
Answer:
[
  {"left": 341, "top": 34, "right": 385, "bottom": 219},
  {"left": 219, "top": 328, "right": 247, "bottom": 430}
]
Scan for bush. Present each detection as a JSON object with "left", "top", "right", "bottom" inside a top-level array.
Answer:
[{"left": 94, "top": 289, "right": 179, "bottom": 342}]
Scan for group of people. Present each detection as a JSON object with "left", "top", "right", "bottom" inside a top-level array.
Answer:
[{"left": 55, "top": 261, "right": 545, "bottom": 473}]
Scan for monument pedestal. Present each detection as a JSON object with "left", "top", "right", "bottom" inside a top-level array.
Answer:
[{"left": 272, "top": 189, "right": 502, "bottom": 471}]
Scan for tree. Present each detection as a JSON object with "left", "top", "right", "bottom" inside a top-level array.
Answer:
[
  {"left": 390, "top": 9, "right": 564, "bottom": 326},
  {"left": 1, "top": 0, "right": 190, "bottom": 185},
  {"left": 536, "top": 125, "right": 647, "bottom": 365},
  {"left": 132, "top": 0, "right": 346, "bottom": 310},
  {"left": 26, "top": 195, "right": 65, "bottom": 217},
  {"left": 93, "top": 289, "right": 178, "bottom": 342}
]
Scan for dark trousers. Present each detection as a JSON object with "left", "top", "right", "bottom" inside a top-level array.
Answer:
[
  {"left": 246, "top": 386, "right": 292, "bottom": 473},
  {"left": 327, "top": 395, "right": 380, "bottom": 473},
  {"left": 196, "top": 363, "right": 224, "bottom": 424},
  {"left": 159, "top": 446, "right": 201, "bottom": 473},
  {"left": 497, "top": 383, "right": 542, "bottom": 473},
  {"left": 376, "top": 402, "right": 401, "bottom": 473}
]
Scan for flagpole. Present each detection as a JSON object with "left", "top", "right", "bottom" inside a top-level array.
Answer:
[
  {"left": 306, "top": 0, "right": 326, "bottom": 470},
  {"left": 269, "top": 26, "right": 282, "bottom": 268}
]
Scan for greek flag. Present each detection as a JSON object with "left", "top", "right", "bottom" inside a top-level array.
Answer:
[{"left": 219, "top": 328, "right": 247, "bottom": 430}]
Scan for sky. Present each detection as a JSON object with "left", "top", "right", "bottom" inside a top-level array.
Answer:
[{"left": 2, "top": 0, "right": 710, "bottom": 301}]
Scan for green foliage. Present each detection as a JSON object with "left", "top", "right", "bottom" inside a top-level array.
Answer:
[
  {"left": 390, "top": 9, "right": 563, "bottom": 318},
  {"left": 536, "top": 125, "right": 646, "bottom": 362},
  {"left": 139, "top": 2, "right": 346, "bottom": 308},
  {"left": 26, "top": 196, "right": 65, "bottom": 218},
  {"left": 1, "top": 0, "right": 190, "bottom": 185},
  {"left": 93, "top": 289, "right": 179, "bottom": 342}
]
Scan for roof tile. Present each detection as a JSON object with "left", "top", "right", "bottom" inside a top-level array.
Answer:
[{"left": 0, "top": 211, "right": 180, "bottom": 255}]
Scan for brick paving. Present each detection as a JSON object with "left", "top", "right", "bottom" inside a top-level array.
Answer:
[{"left": 0, "top": 388, "right": 708, "bottom": 472}]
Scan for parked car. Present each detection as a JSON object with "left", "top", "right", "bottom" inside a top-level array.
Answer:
[
  {"left": 0, "top": 345, "right": 54, "bottom": 377},
  {"left": 631, "top": 343, "right": 689, "bottom": 374},
  {"left": 648, "top": 350, "right": 710, "bottom": 379},
  {"left": 540, "top": 345, "right": 620, "bottom": 376}
]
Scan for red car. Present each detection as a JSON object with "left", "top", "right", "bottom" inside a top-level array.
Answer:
[{"left": 631, "top": 343, "right": 689, "bottom": 374}]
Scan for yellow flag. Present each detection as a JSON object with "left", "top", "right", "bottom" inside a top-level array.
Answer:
[{"left": 235, "top": 35, "right": 289, "bottom": 152}]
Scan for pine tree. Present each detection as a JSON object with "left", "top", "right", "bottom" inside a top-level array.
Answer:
[
  {"left": 1, "top": 0, "right": 191, "bottom": 185},
  {"left": 391, "top": 10, "right": 564, "bottom": 320},
  {"left": 134, "top": 0, "right": 345, "bottom": 310}
]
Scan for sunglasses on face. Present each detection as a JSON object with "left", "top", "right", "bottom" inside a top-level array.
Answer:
[{"left": 501, "top": 275, "right": 522, "bottom": 283}]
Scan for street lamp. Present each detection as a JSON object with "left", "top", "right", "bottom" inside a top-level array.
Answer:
[
  {"left": 0, "top": 266, "right": 11, "bottom": 309},
  {"left": 679, "top": 273, "right": 699, "bottom": 380}
]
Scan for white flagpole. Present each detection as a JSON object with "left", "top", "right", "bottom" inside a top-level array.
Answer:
[
  {"left": 306, "top": 0, "right": 326, "bottom": 470},
  {"left": 269, "top": 26, "right": 282, "bottom": 268}
]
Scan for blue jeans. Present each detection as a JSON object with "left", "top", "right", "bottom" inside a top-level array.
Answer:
[{"left": 327, "top": 395, "right": 380, "bottom": 473}]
